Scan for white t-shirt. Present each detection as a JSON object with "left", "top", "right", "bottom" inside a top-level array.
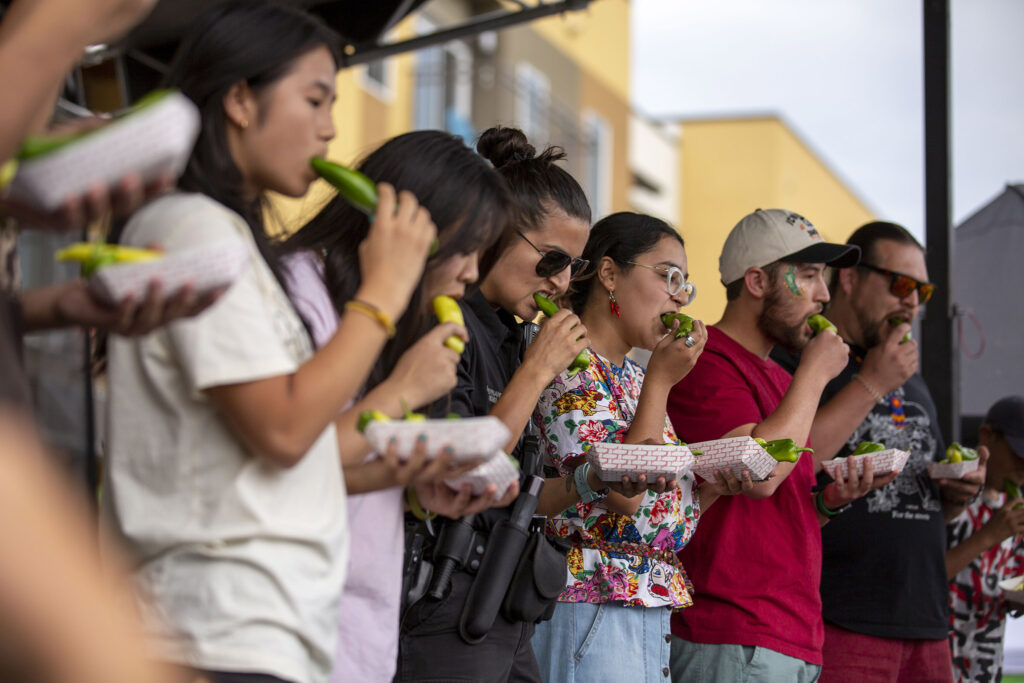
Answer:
[{"left": 103, "top": 193, "right": 348, "bottom": 683}]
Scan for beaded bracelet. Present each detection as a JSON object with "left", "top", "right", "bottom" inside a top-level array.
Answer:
[
  {"left": 344, "top": 299, "right": 396, "bottom": 338},
  {"left": 853, "top": 373, "right": 887, "bottom": 406}
]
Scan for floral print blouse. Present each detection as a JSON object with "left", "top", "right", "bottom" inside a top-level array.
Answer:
[{"left": 536, "top": 350, "right": 699, "bottom": 610}]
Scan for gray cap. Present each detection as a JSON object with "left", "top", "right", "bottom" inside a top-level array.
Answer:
[
  {"left": 985, "top": 395, "right": 1024, "bottom": 457},
  {"left": 719, "top": 209, "right": 861, "bottom": 285}
]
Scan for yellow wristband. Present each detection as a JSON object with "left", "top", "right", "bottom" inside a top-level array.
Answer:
[
  {"left": 344, "top": 299, "right": 396, "bottom": 338},
  {"left": 406, "top": 486, "right": 437, "bottom": 520}
]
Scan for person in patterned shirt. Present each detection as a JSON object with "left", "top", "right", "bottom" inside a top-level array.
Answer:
[
  {"left": 531, "top": 212, "right": 751, "bottom": 682},
  {"left": 947, "top": 395, "right": 1024, "bottom": 682}
]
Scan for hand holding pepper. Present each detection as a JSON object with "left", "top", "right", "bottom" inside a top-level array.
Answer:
[
  {"left": 646, "top": 317, "right": 707, "bottom": 389},
  {"left": 937, "top": 445, "right": 989, "bottom": 506},
  {"left": 859, "top": 320, "right": 918, "bottom": 396},
  {"left": 527, "top": 293, "right": 590, "bottom": 378},
  {"left": 796, "top": 324, "right": 849, "bottom": 385}
]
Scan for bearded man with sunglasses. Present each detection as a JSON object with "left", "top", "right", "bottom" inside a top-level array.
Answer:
[{"left": 773, "top": 221, "right": 985, "bottom": 682}]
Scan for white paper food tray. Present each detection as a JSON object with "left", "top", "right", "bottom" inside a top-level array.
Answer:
[
  {"left": 821, "top": 449, "right": 910, "bottom": 479},
  {"left": 87, "top": 240, "right": 249, "bottom": 305},
  {"left": 586, "top": 442, "right": 694, "bottom": 482},
  {"left": 999, "top": 576, "right": 1024, "bottom": 607},
  {"left": 364, "top": 415, "right": 510, "bottom": 464},
  {"left": 926, "top": 458, "right": 980, "bottom": 480},
  {"left": 689, "top": 436, "right": 779, "bottom": 482},
  {"left": 445, "top": 450, "right": 519, "bottom": 496},
  {"left": 7, "top": 92, "right": 200, "bottom": 210}
]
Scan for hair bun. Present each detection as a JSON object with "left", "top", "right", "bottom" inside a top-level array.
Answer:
[{"left": 477, "top": 126, "right": 536, "bottom": 168}]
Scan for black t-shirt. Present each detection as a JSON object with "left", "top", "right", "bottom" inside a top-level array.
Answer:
[
  {"left": 429, "top": 290, "right": 525, "bottom": 530},
  {"left": 773, "top": 347, "right": 949, "bottom": 639}
]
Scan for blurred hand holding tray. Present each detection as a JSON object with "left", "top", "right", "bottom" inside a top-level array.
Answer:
[
  {"left": 999, "top": 576, "right": 1024, "bottom": 607},
  {"left": 445, "top": 451, "right": 519, "bottom": 496},
  {"left": 363, "top": 416, "right": 510, "bottom": 465},
  {"left": 926, "top": 458, "right": 980, "bottom": 480},
  {"left": 88, "top": 240, "right": 250, "bottom": 306},
  {"left": 586, "top": 442, "right": 694, "bottom": 482},
  {"left": 689, "top": 436, "right": 778, "bottom": 482},
  {"left": 821, "top": 449, "right": 910, "bottom": 479},
  {"left": 6, "top": 91, "right": 201, "bottom": 211}
]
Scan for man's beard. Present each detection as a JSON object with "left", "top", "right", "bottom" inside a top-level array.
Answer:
[
  {"left": 757, "top": 284, "right": 807, "bottom": 354},
  {"left": 855, "top": 304, "right": 886, "bottom": 349}
]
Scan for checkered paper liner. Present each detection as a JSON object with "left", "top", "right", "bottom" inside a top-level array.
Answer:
[
  {"left": 7, "top": 92, "right": 201, "bottom": 211},
  {"left": 586, "top": 442, "right": 694, "bottom": 482},
  {"left": 363, "top": 416, "right": 510, "bottom": 465},
  {"left": 689, "top": 436, "right": 778, "bottom": 482},
  {"left": 821, "top": 449, "right": 910, "bottom": 479},
  {"left": 444, "top": 450, "right": 519, "bottom": 496},
  {"left": 925, "top": 458, "right": 980, "bottom": 480},
  {"left": 87, "top": 240, "right": 250, "bottom": 305},
  {"left": 999, "top": 577, "right": 1024, "bottom": 607}
]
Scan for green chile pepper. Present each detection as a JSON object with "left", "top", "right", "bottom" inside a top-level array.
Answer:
[
  {"left": 1005, "top": 478, "right": 1022, "bottom": 500},
  {"left": 660, "top": 313, "right": 695, "bottom": 339},
  {"left": 944, "top": 442, "right": 979, "bottom": 463},
  {"left": 433, "top": 295, "right": 466, "bottom": 353},
  {"left": 851, "top": 441, "right": 886, "bottom": 455},
  {"left": 807, "top": 314, "right": 838, "bottom": 336},
  {"left": 889, "top": 316, "right": 913, "bottom": 344},
  {"left": 356, "top": 410, "right": 391, "bottom": 433},
  {"left": 533, "top": 293, "right": 589, "bottom": 376},
  {"left": 754, "top": 437, "right": 814, "bottom": 463},
  {"left": 311, "top": 157, "right": 439, "bottom": 255}
]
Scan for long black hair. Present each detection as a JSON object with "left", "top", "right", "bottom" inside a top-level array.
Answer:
[
  {"left": 568, "top": 212, "right": 684, "bottom": 313},
  {"left": 279, "top": 130, "right": 510, "bottom": 385},
  {"left": 164, "top": 0, "right": 342, "bottom": 289},
  {"left": 475, "top": 126, "right": 591, "bottom": 274}
]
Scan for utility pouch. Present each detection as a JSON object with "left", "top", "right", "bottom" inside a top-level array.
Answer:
[{"left": 501, "top": 530, "right": 569, "bottom": 624}]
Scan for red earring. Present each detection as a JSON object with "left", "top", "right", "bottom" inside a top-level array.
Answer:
[{"left": 608, "top": 290, "right": 621, "bottom": 318}]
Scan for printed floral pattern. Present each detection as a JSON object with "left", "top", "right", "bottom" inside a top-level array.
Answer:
[{"left": 536, "top": 350, "right": 699, "bottom": 610}]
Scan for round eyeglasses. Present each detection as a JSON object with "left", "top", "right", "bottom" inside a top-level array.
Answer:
[{"left": 626, "top": 262, "right": 697, "bottom": 304}]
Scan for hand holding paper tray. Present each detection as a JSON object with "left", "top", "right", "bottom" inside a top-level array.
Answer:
[
  {"left": 444, "top": 451, "right": 520, "bottom": 496},
  {"left": 689, "top": 436, "right": 778, "bottom": 482},
  {"left": 821, "top": 449, "right": 910, "bottom": 479},
  {"left": 364, "top": 416, "right": 510, "bottom": 465},
  {"left": 586, "top": 442, "right": 695, "bottom": 482}
]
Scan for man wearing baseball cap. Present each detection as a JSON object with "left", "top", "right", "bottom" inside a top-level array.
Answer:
[
  {"left": 667, "top": 209, "right": 895, "bottom": 680},
  {"left": 947, "top": 395, "right": 1024, "bottom": 682}
]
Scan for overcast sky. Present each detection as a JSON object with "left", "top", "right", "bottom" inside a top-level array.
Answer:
[{"left": 630, "top": 0, "right": 1024, "bottom": 242}]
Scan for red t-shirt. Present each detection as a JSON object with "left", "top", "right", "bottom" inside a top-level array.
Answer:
[{"left": 666, "top": 326, "right": 823, "bottom": 665}]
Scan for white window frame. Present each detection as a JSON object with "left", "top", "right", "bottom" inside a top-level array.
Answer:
[
  {"left": 515, "top": 61, "right": 550, "bottom": 143},
  {"left": 581, "top": 109, "right": 613, "bottom": 218}
]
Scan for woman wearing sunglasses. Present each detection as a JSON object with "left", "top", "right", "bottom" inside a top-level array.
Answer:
[
  {"left": 530, "top": 212, "right": 752, "bottom": 683},
  {"left": 397, "top": 126, "right": 592, "bottom": 682}
]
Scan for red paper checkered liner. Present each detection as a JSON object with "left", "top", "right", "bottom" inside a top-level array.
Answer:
[
  {"left": 445, "top": 450, "right": 519, "bottom": 496},
  {"left": 689, "top": 436, "right": 778, "bottom": 482},
  {"left": 88, "top": 240, "right": 250, "bottom": 305},
  {"left": 364, "top": 416, "right": 510, "bottom": 465},
  {"left": 925, "top": 458, "right": 980, "bottom": 480},
  {"left": 821, "top": 448, "right": 910, "bottom": 479},
  {"left": 586, "top": 442, "right": 694, "bottom": 482},
  {"left": 7, "top": 92, "right": 200, "bottom": 211}
]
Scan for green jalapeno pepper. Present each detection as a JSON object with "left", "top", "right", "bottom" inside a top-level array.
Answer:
[
  {"left": 660, "top": 313, "right": 695, "bottom": 339},
  {"left": 888, "top": 316, "right": 913, "bottom": 344},
  {"left": 851, "top": 441, "right": 886, "bottom": 455},
  {"left": 754, "top": 437, "right": 814, "bottom": 463},
  {"left": 311, "top": 157, "right": 439, "bottom": 255},
  {"left": 943, "top": 442, "right": 979, "bottom": 464},
  {"left": 356, "top": 409, "right": 391, "bottom": 433},
  {"left": 1005, "top": 478, "right": 1022, "bottom": 500},
  {"left": 432, "top": 295, "right": 466, "bottom": 353},
  {"left": 807, "top": 314, "right": 838, "bottom": 336},
  {"left": 532, "top": 292, "right": 589, "bottom": 376}
]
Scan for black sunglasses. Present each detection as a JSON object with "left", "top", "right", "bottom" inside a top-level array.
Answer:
[
  {"left": 516, "top": 230, "right": 589, "bottom": 279},
  {"left": 858, "top": 263, "right": 935, "bottom": 304}
]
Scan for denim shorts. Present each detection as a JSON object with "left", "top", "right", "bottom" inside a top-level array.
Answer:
[{"left": 532, "top": 601, "right": 673, "bottom": 682}]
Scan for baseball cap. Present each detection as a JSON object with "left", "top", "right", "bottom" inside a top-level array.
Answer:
[
  {"left": 719, "top": 209, "right": 861, "bottom": 285},
  {"left": 985, "top": 395, "right": 1024, "bottom": 457}
]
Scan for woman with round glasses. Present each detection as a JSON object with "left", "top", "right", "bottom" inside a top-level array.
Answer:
[
  {"left": 530, "top": 212, "right": 751, "bottom": 682},
  {"left": 397, "top": 125, "right": 594, "bottom": 681}
]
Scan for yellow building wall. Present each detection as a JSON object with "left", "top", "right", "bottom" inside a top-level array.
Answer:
[
  {"left": 678, "top": 117, "right": 875, "bottom": 324},
  {"left": 529, "top": 0, "right": 631, "bottom": 103}
]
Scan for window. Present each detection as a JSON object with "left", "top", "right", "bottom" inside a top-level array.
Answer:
[
  {"left": 413, "top": 17, "right": 474, "bottom": 139},
  {"left": 359, "top": 58, "right": 396, "bottom": 102},
  {"left": 581, "top": 109, "right": 613, "bottom": 218},
  {"left": 515, "top": 62, "right": 550, "bottom": 143}
]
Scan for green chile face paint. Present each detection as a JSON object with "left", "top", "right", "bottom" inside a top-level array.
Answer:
[{"left": 782, "top": 264, "right": 802, "bottom": 297}]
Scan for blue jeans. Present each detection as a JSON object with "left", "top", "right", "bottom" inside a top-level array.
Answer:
[
  {"left": 533, "top": 601, "right": 673, "bottom": 683},
  {"left": 670, "top": 637, "right": 821, "bottom": 682}
]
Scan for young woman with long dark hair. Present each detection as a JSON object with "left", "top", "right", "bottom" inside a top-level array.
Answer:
[{"left": 102, "top": 4, "right": 436, "bottom": 682}]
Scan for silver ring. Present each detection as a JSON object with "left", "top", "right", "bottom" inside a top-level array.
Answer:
[{"left": 684, "top": 335, "right": 697, "bottom": 348}]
